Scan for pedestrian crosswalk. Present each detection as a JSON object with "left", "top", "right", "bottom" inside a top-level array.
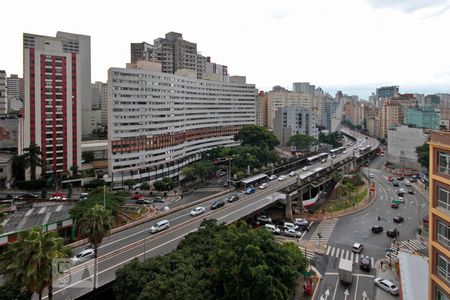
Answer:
[
  {"left": 194, "top": 187, "right": 227, "bottom": 193},
  {"left": 309, "top": 218, "right": 338, "bottom": 244},
  {"left": 325, "top": 245, "right": 375, "bottom": 268},
  {"left": 385, "top": 239, "right": 427, "bottom": 261}
]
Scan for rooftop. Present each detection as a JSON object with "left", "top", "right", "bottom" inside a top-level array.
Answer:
[{"left": 398, "top": 251, "right": 429, "bottom": 300}]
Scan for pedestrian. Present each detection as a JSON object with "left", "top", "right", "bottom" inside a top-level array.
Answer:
[{"left": 380, "top": 260, "right": 384, "bottom": 269}]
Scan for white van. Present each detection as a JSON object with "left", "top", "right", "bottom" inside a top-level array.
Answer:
[
  {"left": 264, "top": 224, "right": 280, "bottom": 235},
  {"left": 150, "top": 220, "right": 170, "bottom": 233}
]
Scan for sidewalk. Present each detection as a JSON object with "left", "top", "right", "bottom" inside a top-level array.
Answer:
[{"left": 374, "top": 258, "right": 399, "bottom": 300}]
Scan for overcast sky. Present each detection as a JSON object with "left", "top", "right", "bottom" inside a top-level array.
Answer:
[{"left": 2, "top": 0, "right": 450, "bottom": 99}]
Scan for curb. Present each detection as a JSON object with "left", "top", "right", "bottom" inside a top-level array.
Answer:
[{"left": 67, "top": 188, "right": 233, "bottom": 248}]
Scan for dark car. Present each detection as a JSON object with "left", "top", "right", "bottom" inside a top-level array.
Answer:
[
  {"left": 273, "top": 218, "right": 287, "bottom": 226},
  {"left": 371, "top": 225, "right": 383, "bottom": 233},
  {"left": 227, "top": 194, "right": 239, "bottom": 203},
  {"left": 398, "top": 191, "right": 405, "bottom": 197},
  {"left": 397, "top": 176, "right": 404, "bottom": 181},
  {"left": 210, "top": 200, "right": 225, "bottom": 210},
  {"left": 153, "top": 197, "right": 165, "bottom": 203},
  {"left": 360, "top": 256, "right": 371, "bottom": 271},
  {"left": 393, "top": 216, "right": 404, "bottom": 223},
  {"left": 136, "top": 199, "right": 151, "bottom": 205},
  {"left": 20, "top": 192, "right": 39, "bottom": 199},
  {"left": 393, "top": 182, "right": 399, "bottom": 187},
  {"left": 386, "top": 228, "right": 399, "bottom": 238},
  {"left": 408, "top": 189, "right": 415, "bottom": 195},
  {"left": 391, "top": 203, "right": 399, "bottom": 209}
]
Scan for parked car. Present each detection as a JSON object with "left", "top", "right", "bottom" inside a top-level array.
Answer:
[
  {"left": 374, "top": 278, "right": 399, "bottom": 295},
  {"left": 79, "top": 192, "right": 89, "bottom": 200},
  {"left": 391, "top": 203, "right": 399, "bottom": 209},
  {"left": 273, "top": 218, "right": 286, "bottom": 226},
  {"left": 264, "top": 224, "right": 280, "bottom": 235},
  {"left": 257, "top": 215, "right": 272, "bottom": 224},
  {"left": 210, "top": 200, "right": 225, "bottom": 210},
  {"left": 245, "top": 186, "right": 256, "bottom": 194},
  {"left": 150, "top": 220, "right": 170, "bottom": 233},
  {"left": 278, "top": 175, "right": 287, "bottom": 181},
  {"left": 408, "top": 189, "right": 415, "bottom": 195},
  {"left": 393, "top": 182, "right": 399, "bottom": 187},
  {"left": 393, "top": 216, "right": 404, "bottom": 223},
  {"left": 294, "top": 218, "right": 309, "bottom": 227},
  {"left": 386, "top": 228, "right": 399, "bottom": 238},
  {"left": 371, "top": 225, "right": 383, "bottom": 233},
  {"left": 352, "top": 243, "right": 364, "bottom": 253},
  {"left": 131, "top": 192, "right": 144, "bottom": 200},
  {"left": 153, "top": 197, "right": 165, "bottom": 203},
  {"left": 190, "top": 206, "right": 206, "bottom": 216},
  {"left": 283, "top": 222, "right": 299, "bottom": 231},
  {"left": 404, "top": 179, "right": 411, "bottom": 186},
  {"left": 269, "top": 175, "right": 277, "bottom": 180},
  {"left": 289, "top": 171, "right": 296, "bottom": 177},
  {"left": 259, "top": 183, "right": 268, "bottom": 189},
  {"left": 397, "top": 176, "right": 404, "bottom": 181},
  {"left": 227, "top": 194, "right": 239, "bottom": 203},
  {"left": 284, "top": 228, "right": 301, "bottom": 238},
  {"left": 360, "top": 256, "right": 371, "bottom": 271},
  {"left": 19, "top": 192, "right": 39, "bottom": 199},
  {"left": 302, "top": 167, "right": 309, "bottom": 171},
  {"left": 72, "top": 248, "right": 95, "bottom": 264},
  {"left": 136, "top": 198, "right": 151, "bottom": 205},
  {"left": 50, "top": 192, "right": 67, "bottom": 201},
  {"left": 388, "top": 176, "right": 393, "bottom": 181}
]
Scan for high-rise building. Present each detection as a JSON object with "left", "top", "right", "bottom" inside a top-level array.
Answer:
[
  {"left": 22, "top": 32, "right": 90, "bottom": 177},
  {"left": 379, "top": 94, "right": 417, "bottom": 138},
  {"left": 293, "top": 82, "right": 315, "bottom": 94},
  {"left": 273, "top": 105, "right": 318, "bottom": 147},
  {"left": 6, "top": 74, "right": 22, "bottom": 102},
  {"left": 0, "top": 71, "right": 6, "bottom": 115},
  {"left": 255, "top": 91, "right": 268, "bottom": 127},
  {"left": 376, "top": 86, "right": 399, "bottom": 98},
  {"left": 107, "top": 64, "right": 256, "bottom": 183},
  {"left": 92, "top": 81, "right": 108, "bottom": 127},
  {"left": 429, "top": 131, "right": 450, "bottom": 300},
  {"left": 405, "top": 108, "right": 440, "bottom": 130}
]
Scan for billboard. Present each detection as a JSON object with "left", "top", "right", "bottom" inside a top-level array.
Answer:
[{"left": 0, "top": 118, "right": 18, "bottom": 148}]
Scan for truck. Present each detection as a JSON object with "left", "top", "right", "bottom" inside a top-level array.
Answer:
[{"left": 338, "top": 258, "right": 353, "bottom": 285}]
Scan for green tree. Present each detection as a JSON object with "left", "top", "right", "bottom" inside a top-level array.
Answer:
[
  {"left": 318, "top": 132, "right": 342, "bottom": 148},
  {"left": 2, "top": 227, "right": 70, "bottom": 300},
  {"left": 153, "top": 177, "right": 176, "bottom": 191},
  {"left": 78, "top": 204, "right": 114, "bottom": 293},
  {"left": 23, "top": 143, "right": 43, "bottom": 180},
  {"left": 286, "top": 134, "right": 317, "bottom": 152},
  {"left": 416, "top": 143, "right": 429, "bottom": 170},
  {"left": 234, "top": 125, "right": 279, "bottom": 149},
  {"left": 331, "top": 171, "right": 343, "bottom": 183},
  {"left": 181, "top": 161, "right": 218, "bottom": 183},
  {"left": 123, "top": 179, "right": 136, "bottom": 190},
  {"left": 67, "top": 184, "right": 73, "bottom": 199},
  {"left": 82, "top": 151, "right": 96, "bottom": 163},
  {"left": 70, "top": 165, "right": 79, "bottom": 178}
]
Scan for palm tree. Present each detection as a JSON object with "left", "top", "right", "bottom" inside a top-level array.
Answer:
[
  {"left": 2, "top": 227, "right": 70, "bottom": 300},
  {"left": 78, "top": 204, "right": 114, "bottom": 292},
  {"left": 23, "top": 143, "right": 43, "bottom": 180}
]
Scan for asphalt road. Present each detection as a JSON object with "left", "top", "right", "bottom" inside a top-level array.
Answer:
[
  {"left": 314, "top": 153, "right": 428, "bottom": 300},
  {"left": 41, "top": 129, "right": 379, "bottom": 299}
]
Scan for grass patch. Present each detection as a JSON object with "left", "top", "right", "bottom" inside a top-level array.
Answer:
[{"left": 321, "top": 186, "right": 368, "bottom": 213}]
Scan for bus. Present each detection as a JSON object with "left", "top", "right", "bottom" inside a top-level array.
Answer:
[
  {"left": 307, "top": 153, "right": 329, "bottom": 165},
  {"left": 237, "top": 173, "right": 268, "bottom": 189},
  {"left": 358, "top": 145, "right": 371, "bottom": 155},
  {"left": 330, "top": 146, "right": 346, "bottom": 156}
]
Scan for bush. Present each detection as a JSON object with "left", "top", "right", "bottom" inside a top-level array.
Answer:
[
  {"left": 153, "top": 177, "right": 175, "bottom": 191},
  {"left": 141, "top": 182, "right": 150, "bottom": 190},
  {"left": 83, "top": 179, "right": 106, "bottom": 190},
  {"left": 15, "top": 179, "right": 47, "bottom": 190}
]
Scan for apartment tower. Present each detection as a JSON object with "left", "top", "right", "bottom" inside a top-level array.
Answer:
[
  {"left": 429, "top": 130, "right": 450, "bottom": 300},
  {"left": 22, "top": 32, "right": 90, "bottom": 177}
]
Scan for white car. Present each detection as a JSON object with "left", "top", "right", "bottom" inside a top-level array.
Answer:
[
  {"left": 369, "top": 173, "right": 374, "bottom": 178},
  {"left": 150, "top": 220, "right": 170, "bottom": 233},
  {"left": 72, "top": 248, "right": 94, "bottom": 264},
  {"left": 278, "top": 175, "right": 287, "bottom": 181},
  {"left": 259, "top": 183, "right": 268, "bottom": 189},
  {"left": 397, "top": 196, "right": 405, "bottom": 203},
  {"left": 294, "top": 218, "right": 309, "bottom": 227},
  {"left": 190, "top": 206, "right": 206, "bottom": 216},
  {"left": 269, "top": 175, "right": 277, "bottom": 180},
  {"left": 283, "top": 222, "right": 299, "bottom": 231},
  {"left": 264, "top": 224, "right": 280, "bottom": 235},
  {"left": 257, "top": 215, "right": 272, "bottom": 224},
  {"left": 302, "top": 167, "right": 308, "bottom": 171},
  {"left": 284, "top": 228, "right": 301, "bottom": 238},
  {"left": 343, "top": 150, "right": 347, "bottom": 154},
  {"left": 374, "top": 278, "right": 399, "bottom": 295},
  {"left": 289, "top": 171, "right": 296, "bottom": 177}
]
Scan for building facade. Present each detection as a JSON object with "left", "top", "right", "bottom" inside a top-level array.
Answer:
[
  {"left": 22, "top": 32, "right": 89, "bottom": 177},
  {"left": 267, "top": 87, "right": 312, "bottom": 128},
  {"left": 405, "top": 108, "right": 440, "bottom": 130},
  {"left": 273, "top": 105, "right": 318, "bottom": 147},
  {"left": 0, "top": 71, "right": 6, "bottom": 115},
  {"left": 6, "top": 74, "right": 22, "bottom": 102},
  {"left": 255, "top": 91, "right": 268, "bottom": 127},
  {"left": 376, "top": 85, "right": 399, "bottom": 98},
  {"left": 107, "top": 65, "right": 256, "bottom": 183},
  {"left": 429, "top": 131, "right": 450, "bottom": 300},
  {"left": 387, "top": 125, "right": 429, "bottom": 170}
]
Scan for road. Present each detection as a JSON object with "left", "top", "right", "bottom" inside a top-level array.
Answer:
[
  {"left": 42, "top": 129, "right": 379, "bottom": 299},
  {"left": 312, "top": 153, "right": 428, "bottom": 300}
]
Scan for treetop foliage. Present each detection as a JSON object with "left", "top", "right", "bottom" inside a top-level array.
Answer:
[{"left": 234, "top": 125, "right": 279, "bottom": 150}]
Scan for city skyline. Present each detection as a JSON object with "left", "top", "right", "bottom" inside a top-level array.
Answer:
[{"left": 1, "top": 0, "right": 450, "bottom": 98}]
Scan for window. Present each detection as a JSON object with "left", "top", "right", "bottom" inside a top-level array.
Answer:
[
  {"left": 437, "top": 253, "right": 450, "bottom": 283},
  {"left": 438, "top": 221, "right": 450, "bottom": 247},
  {"left": 438, "top": 151, "right": 450, "bottom": 175},
  {"left": 438, "top": 187, "right": 450, "bottom": 213},
  {"left": 437, "top": 288, "right": 450, "bottom": 300}
]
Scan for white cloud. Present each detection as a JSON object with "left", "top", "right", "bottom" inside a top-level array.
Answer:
[{"left": 368, "top": 0, "right": 449, "bottom": 12}]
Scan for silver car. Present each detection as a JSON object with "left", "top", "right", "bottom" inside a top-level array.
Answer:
[
  {"left": 283, "top": 228, "right": 301, "bottom": 238},
  {"left": 374, "top": 278, "right": 399, "bottom": 295}
]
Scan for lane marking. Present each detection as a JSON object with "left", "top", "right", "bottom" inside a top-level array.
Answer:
[
  {"left": 353, "top": 275, "right": 360, "bottom": 300},
  {"left": 332, "top": 276, "right": 339, "bottom": 300}
]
